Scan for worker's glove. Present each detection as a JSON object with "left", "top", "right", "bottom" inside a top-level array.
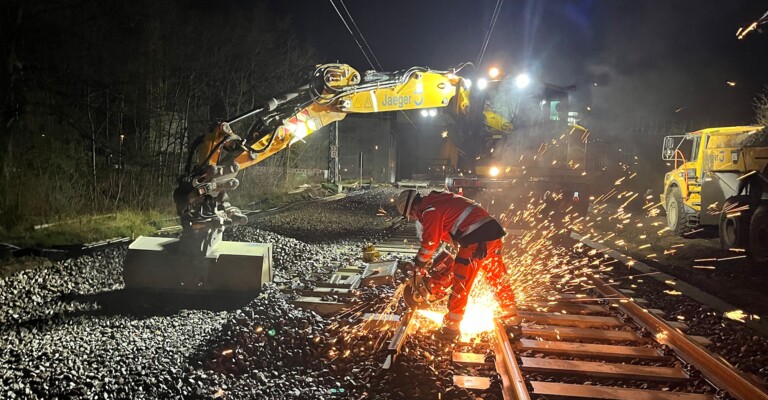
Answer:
[
  {"left": 472, "top": 241, "right": 488, "bottom": 259},
  {"left": 414, "top": 258, "right": 429, "bottom": 269}
]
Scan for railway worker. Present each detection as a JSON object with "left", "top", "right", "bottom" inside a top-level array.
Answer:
[{"left": 395, "top": 189, "right": 511, "bottom": 340}]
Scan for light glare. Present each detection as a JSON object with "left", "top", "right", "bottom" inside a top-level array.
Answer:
[{"left": 515, "top": 74, "right": 531, "bottom": 89}]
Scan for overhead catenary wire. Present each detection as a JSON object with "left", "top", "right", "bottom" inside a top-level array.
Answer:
[
  {"left": 338, "top": 0, "right": 384, "bottom": 70},
  {"left": 329, "top": 0, "right": 377, "bottom": 70},
  {"left": 476, "top": 0, "right": 504, "bottom": 68},
  {"left": 327, "top": 0, "right": 418, "bottom": 127}
]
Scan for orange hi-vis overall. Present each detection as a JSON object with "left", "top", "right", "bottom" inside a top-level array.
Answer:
[{"left": 413, "top": 191, "right": 509, "bottom": 328}]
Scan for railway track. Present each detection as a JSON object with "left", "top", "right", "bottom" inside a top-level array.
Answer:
[{"left": 377, "top": 223, "right": 768, "bottom": 400}]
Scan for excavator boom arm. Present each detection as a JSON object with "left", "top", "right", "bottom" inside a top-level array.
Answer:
[{"left": 176, "top": 63, "right": 511, "bottom": 231}]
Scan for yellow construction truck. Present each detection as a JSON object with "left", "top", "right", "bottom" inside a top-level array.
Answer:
[{"left": 661, "top": 126, "right": 768, "bottom": 261}]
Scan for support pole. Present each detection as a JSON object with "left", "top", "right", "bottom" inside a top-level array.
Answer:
[
  {"left": 329, "top": 121, "right": 340, "bottom": 190},
  {"left": 359, "top": 151, "right": 363, "bottom": 185}
]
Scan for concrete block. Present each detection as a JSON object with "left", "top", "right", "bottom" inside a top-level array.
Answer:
[
  {"left": 123, "top": 236, "right": 273, "bottom": 292},
  {"left": 361, "top": 261, "right": 398, "bottom": 287}
]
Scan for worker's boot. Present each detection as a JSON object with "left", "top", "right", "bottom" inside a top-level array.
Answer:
[{"left": 436, "top": 318, "right": 461, "bottom": 341}]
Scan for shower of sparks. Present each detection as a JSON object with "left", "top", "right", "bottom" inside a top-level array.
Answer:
[
  {"left": 414, "top": 274, "right": 500, "bottom": 341},
  {"left": 346, "top": 126, "right": 764, "bottom": 367},
  {"left": 716, "top": 255, "right": 747, "bottom": 262}
]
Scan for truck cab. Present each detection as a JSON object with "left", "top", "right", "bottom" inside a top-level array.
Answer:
[{"left": 661, "top": 126, "right": 768, "bottom": 259}]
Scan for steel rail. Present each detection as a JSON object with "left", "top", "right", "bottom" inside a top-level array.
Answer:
[
  {"left": 382, "top": 309, "right": 414, "bottom": 370},
  {"left": 493, "top": 319, "right": 531, "bottom": 400},
  {"left": 591, "top": 277, "right": 768, "bottom": 400}
]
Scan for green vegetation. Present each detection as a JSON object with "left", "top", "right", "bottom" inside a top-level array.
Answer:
[
  {"left": 0, "top": 1, "right": 318, "bottom": 246},
  {"left": 0, "top": 183, "right": 335, "bottom": 248},
  {"left": 0, "top": 210, "right": 174, "bottom": 248}
]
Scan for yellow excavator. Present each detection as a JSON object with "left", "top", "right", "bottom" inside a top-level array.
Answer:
[{"left": 123, "top": 63, "right": 511, "bottom": 292}]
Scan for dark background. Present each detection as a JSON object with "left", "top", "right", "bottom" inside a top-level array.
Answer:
[
  {"left": 268, "top": 0, "right": 767, "bottom": 125},
  {"left": 1, "top": 0, "right": 766, "bottom": 229}
]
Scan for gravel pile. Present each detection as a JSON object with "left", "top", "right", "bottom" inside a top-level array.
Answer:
[
  {"left": 0, "top": 247, "right": 125, "bottom": 326},
  {"left": 1, "top": 310, "right": 228, "bottom": 399},
  {"left": 225, "top": 227, "right": 360, "bottom": 282},
  {"left": 254, "top": 188, "right": 402, "bottom": 242},
  {"left": 188, "top": 285, "right": 376, "bottom": 399},
  {"left": 0, "top": 187, "right": 422, "bottom": 399},
  {"left": 190, "top": 288, "right": 503, "bottom": 400}
]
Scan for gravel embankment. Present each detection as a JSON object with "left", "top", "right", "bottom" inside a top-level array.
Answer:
[
  {"left": 3, "top": 187, "right": 764, "bottom": 399},
  {"left": 254, "top": 188, "right": 402, "bottom": 243},
  {"left": 1, "top": 188, "right": 407, "bottom": 399},
  {"left": 596, "top": 250, "right": 768, "bottom": 385}
]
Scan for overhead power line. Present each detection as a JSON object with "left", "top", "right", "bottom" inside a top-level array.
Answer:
[
  {"left": 476, "top": 0, "right": 504, "bottom": 68},
  {"left": 338, "top": 0, "right": 384, "bottom": 70},
  {"left": 327, "top": 0, "right": 417, "bottom": 127},
  {"left": 329, "top": 0, "right": 377, "bottom": 70}
]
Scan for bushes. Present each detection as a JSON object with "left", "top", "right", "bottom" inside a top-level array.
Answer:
[{"left": 0, "top": 0, "right": 318, "bottom": 244}]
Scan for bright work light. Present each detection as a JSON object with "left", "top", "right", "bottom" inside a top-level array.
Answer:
[{"left": 515, "top": 74, "right": 531, "bottom": 89}]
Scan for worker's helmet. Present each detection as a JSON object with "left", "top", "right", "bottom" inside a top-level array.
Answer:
[{"left": 395, "top": 189, "right": 420, "bottom": 219}]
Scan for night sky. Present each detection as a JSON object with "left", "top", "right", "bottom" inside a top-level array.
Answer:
[{"left": 266, "top": 0, "right": 768, "bottom": 128}]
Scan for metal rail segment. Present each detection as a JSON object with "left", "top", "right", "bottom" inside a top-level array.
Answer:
[
  {"left": 374, "top": 219, "right": 768, "bottom": 400},
  {"left": 591, "top": 277, "right": 768, "bottom": 400}
]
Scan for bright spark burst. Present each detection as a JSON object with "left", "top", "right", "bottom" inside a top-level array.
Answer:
[
  {"left": 414, "top": 272, "right": 500, "bottom": 340},
  {"left": 737, "top": 10, "right": 767, "bottom": 40},
  {"left": 724, "top": 310, "right": 748, "bottom": 322}
]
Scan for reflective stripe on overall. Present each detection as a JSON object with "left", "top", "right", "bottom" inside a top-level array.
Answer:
[{"left": 444, "top": 238, "right": 508, "bottom": 327}]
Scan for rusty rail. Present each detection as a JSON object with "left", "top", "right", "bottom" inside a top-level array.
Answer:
[
  {"left": 493, "top": 319, "right": 531, "bottom": 400},
  {"left": 591, "top": 277, "right": 768, "bottom": 400},
  {"left": 382, "top": 309, "right": 414, "bottom": 370}
]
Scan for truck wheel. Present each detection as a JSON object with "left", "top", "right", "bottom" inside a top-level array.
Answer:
[
  {"left": 665, "top": 187, "right": 686, "bottom": 235},
  {"left": 719, "top": 196, "right": 751, "bottom": 250},
  {"left": 749, "top": 204, "right": 768, "bottom": 262}
]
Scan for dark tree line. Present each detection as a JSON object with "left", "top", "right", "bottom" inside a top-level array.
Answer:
[{"left": 0, "top": 0, "right": 317, "bottom": 229}]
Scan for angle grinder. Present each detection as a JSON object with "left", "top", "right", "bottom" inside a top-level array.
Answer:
[{"left": 401, "top": 250, "right": 454, "bottom": 309}]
